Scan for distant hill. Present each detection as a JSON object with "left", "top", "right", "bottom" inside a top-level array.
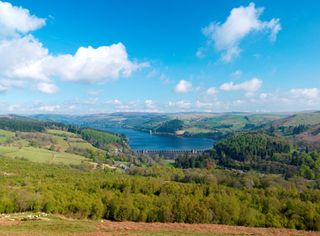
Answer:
[
  {"left": 30, "top": 112, "right": 286, "bottom": 139},
  {"left": 271, "top": 111, "right": 320, "bottom": 127},
  {"left": 265, "top": 111, "right": 320, "bottom": 150}
]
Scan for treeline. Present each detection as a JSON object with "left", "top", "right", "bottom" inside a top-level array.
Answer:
[
  {"left": 175, "top": 132, "right": 320, "bottom": 180},
  {"left": 0, "top": 158, "right": 319, "bottom": 230},
  {"left": 80, "top": 128, "right": 123, "bottom": 150},
  {"left": 175, "top": 152, "right": 215, "bottom": 169},
  {"left": 0, "top": 116, "right": 67, "bottom": 132},
  {"left": 268, "top": 124, "right": 309, "bottom": 136}
]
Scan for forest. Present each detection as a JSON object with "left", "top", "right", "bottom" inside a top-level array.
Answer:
[
  {"left": 0, "top": 158, "right": 319, "bottom": 230},
  {"left": 175, "top": 132, "right": 320, "bottom": 180}
]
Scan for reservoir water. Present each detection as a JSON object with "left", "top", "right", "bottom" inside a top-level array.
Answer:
[{"left": 99, "top": 127, "right": 214, "bottom": 151}]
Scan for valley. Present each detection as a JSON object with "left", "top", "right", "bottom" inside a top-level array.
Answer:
[{"left": 0, "top": 112, "right": 319, "bottom": 235}]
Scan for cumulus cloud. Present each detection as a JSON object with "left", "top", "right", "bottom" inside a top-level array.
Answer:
[
  {"left": 44, "top": 43, "right": 148, "bottom": 83},
  {"left": 36, "top": 82, "right": 59, "bottom": 94},
  {"left": 174, "top": 80, "right": 192, "bottom": 93},
  {"left": 0, "top": 35, "right": 48, "bottom": 81},
  {"left": 7, "top": 42, "right": 148, "bottom": 83},
  {"left": 0, "top": 1, "right": 45, "bottom": 37},
  {"left": 202, "top": 2, "right": 281, "bottom": 62},
  {"left": 0, "top": 1, "right": 147, "bottom": 94},
  {"left": 220, "top": 78, "right": 262, "bottom": 92}
]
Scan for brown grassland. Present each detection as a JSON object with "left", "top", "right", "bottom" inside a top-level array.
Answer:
[{"left": 0, "top": 213, "right": 318, "bottom": 236}]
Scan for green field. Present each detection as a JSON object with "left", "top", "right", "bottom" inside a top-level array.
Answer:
[
  {"left": 3, "top": 146, "right": 88, "bottom": 165},
  {"left": 46, "top": 129, "right": 79, "bottom": 137}
]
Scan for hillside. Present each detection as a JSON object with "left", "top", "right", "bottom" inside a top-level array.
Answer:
[
  {"left": 271, "top": 111, "right": 320, "bottom": 127},
  {"left": 0, "top": 116, "right": 133, "bottom": 168},
  {"left": 267, "top": 111, "right": 320, "bottom": 149}
]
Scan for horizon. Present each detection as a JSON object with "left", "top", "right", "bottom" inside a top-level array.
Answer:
[
  {"left": 1, "top": 110, "right": 319, "bottom": 116},
  {"left": 1, "top": 1, "right": 320, "bottom": 113}
]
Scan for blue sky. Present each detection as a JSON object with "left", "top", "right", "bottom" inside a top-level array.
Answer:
[{"left": 0, "top": 0, "right": 320, "bottom": 114}]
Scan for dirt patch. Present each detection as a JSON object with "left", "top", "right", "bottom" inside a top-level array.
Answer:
[
  {"left": 94, "top": 221, "right": 319, "bottom": 236},
  {"left": 0, "top": 219, "right": 20, "bottom": 226}
]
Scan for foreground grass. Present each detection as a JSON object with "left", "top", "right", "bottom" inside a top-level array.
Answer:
[{"left": 0, "top": 213, "right": 318, "bottom": 236}]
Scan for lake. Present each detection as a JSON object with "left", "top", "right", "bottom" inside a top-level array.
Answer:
[{"left": 99, "top": 127, "right": 214, "bottom": 151}]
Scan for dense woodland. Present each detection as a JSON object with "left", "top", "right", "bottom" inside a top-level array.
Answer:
[
  {"left": 154, "top": 119, "right": 184, "bottom": 133},
  {"left": 0, "top": 116, "right": 320, "bottom": 231},
  {"left": 175, "top": 133, "right": 320, "bottom": 180},
  {"left": 0, "top": 158, "right": 319, "bottom": 230}
]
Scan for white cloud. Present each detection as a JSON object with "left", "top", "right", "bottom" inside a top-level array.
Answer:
[
  {"left": 0, "top": 1, "right": 45, "bottom": 37},
  {"left": 0, "top": 35, "right": 48, "bottom": 81},
  {"left": 290, "top": 88, "right": 319, "bottom": 99},
  {"left": 207, "top": 87, "right": 218, "bottom": 95},
  {"left": 168, "top": 100, "right": 192, "bottom": 110},
  {"left": 38, "top": 105, "right": 60, "bottom": 112},
  {"left": 36, "top": 82, "right": 59, "bottom": 94},
  {"left": 68, "top": 105, "right": 76, "bottom": 110},
  {"left": 144, "top": 99, "right": 154, "bottom": 108},
  {"left": 202, "top": 2, "right": 281, "bottom": 62},
  {"left": 8, "top": 104, "right": 20, "bottom": 112},
  {"left": 0, "top": 78, "right": 24, "bottom": 92},
  {"left": 195, "top": 100, "right": 213, "bottom": 109},
  {"left": 220, "top": 78, "right": 262, "bottom": 92},
  {"left": 259, "top": 93, "right": 269, "bottom": 100},
  {"left": 174, "top": 80, "right": 192, "bottom": 93},
  {"left": 46, "top": 43, "right": 148, "bottom": 83},
  {"left": 144, "top": 99, "right": 158, "bottom": 112},
  {"left": 106, "top": 99, "right": 122, "bottom": 105},
  {"left": 11, "top": 43, "right": 148, "bottom": 83},
  {"left": 0, "top": 84, "right": 7, "bottom": 92}
]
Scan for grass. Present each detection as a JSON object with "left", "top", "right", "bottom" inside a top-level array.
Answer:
[
  {"left": 185, "top": 128, "right": 214, "bottom": 134},
  {"left": 0, "top": 129, "right": 15, "bottom": 143},
  {"left": 0, "top": 128, "right": 106, "bottom": 166},
  {"left": 46, "top": 129, "right": 79, "bottom": 138},
  {"left": 0, "top": 216, "right": 214, "bottom": 236},
  {"left": 280, "top": 112, "right": 320, "bottom": 126},
  {"left": 0, "top": 214, "right": 97, "bottom": 235},
  {"left": 163, "top": 159, "right": 175, "bottom": 167},
  {"left": 3, "top": 146, "right": 88, "bottom": 165}
]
